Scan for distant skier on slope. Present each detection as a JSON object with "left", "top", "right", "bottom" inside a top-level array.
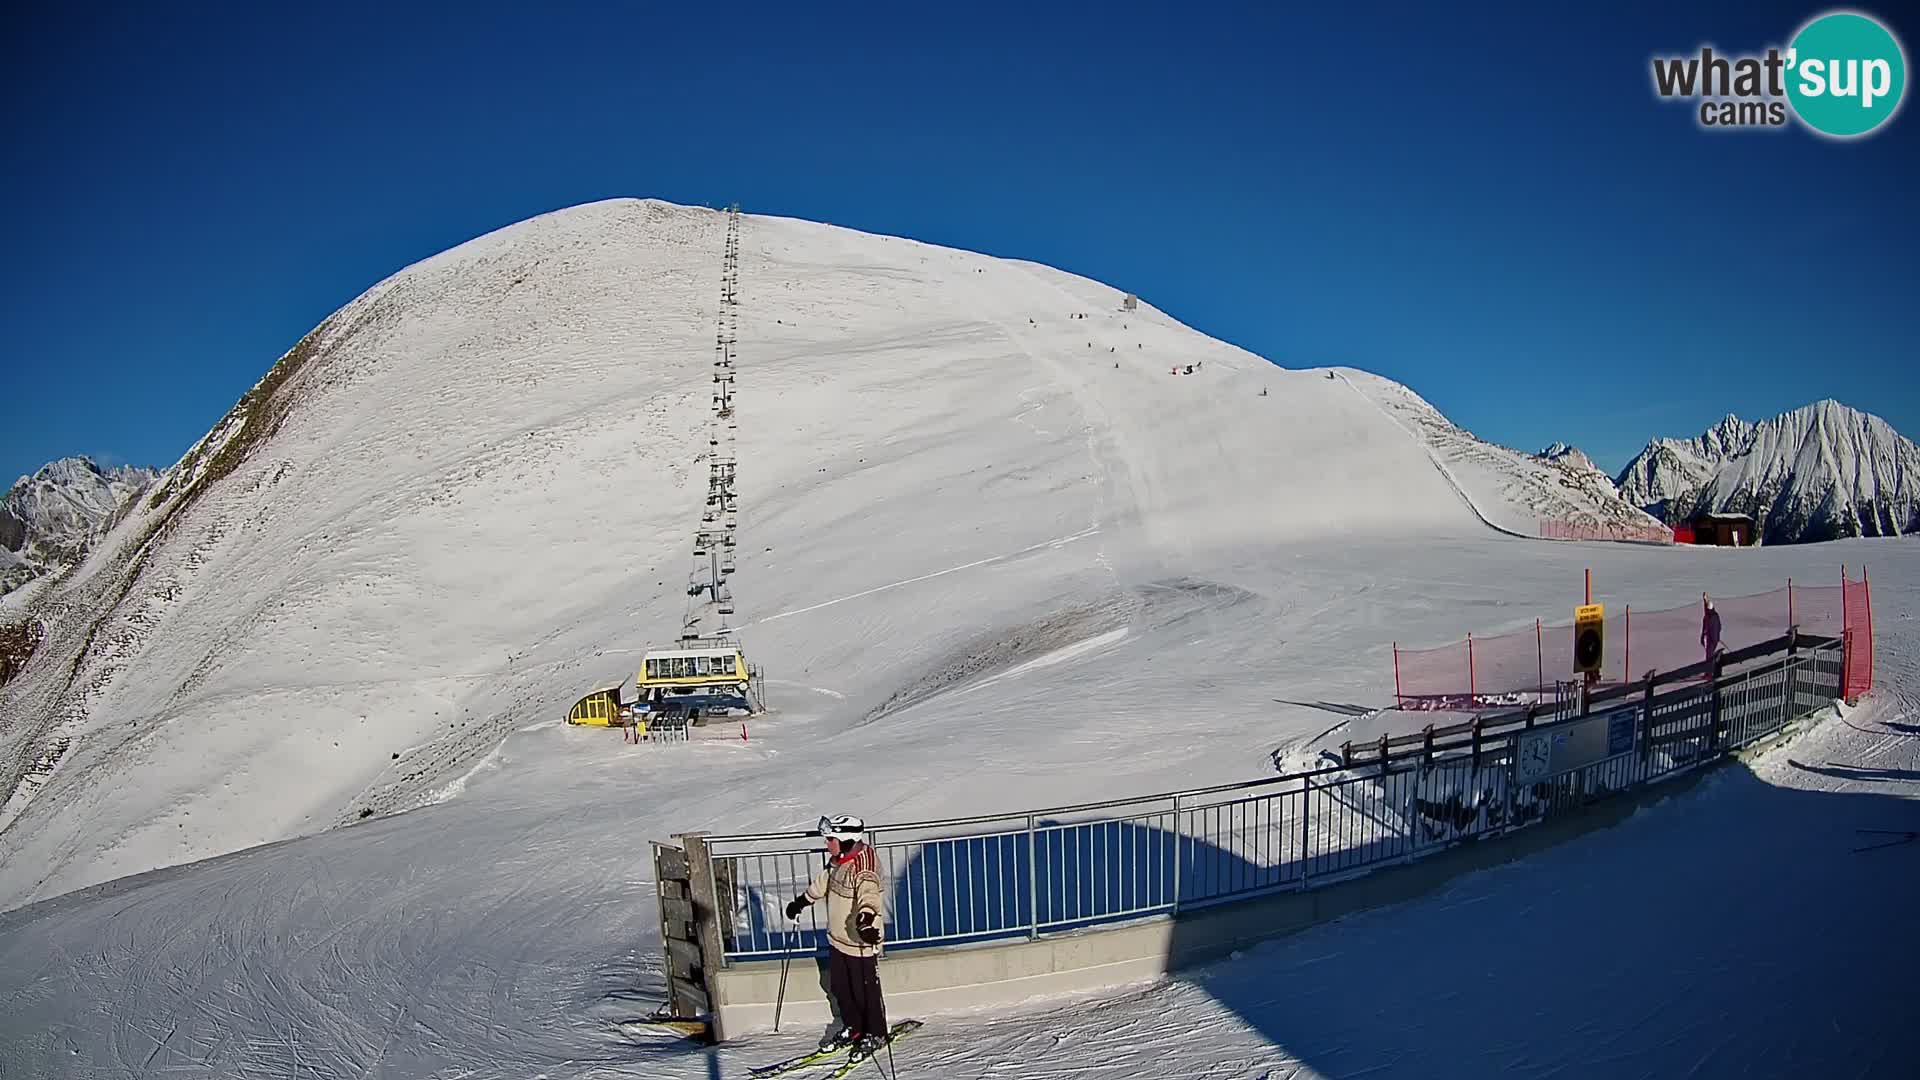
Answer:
[
  {"left": 1702, "top": 597, "right": 1724, "bottom": 667},
  {"left": 786, "top": 814, "right": 889, "bottom": 1059}
]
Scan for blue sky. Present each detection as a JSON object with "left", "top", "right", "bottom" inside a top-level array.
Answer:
[{"left": 2, "top": 1, "right": 1914, "bottom": 484}]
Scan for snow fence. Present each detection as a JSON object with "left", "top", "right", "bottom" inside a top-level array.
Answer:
[{"left": 1393, "top": 568, "right": 1873, "bottom": 709}]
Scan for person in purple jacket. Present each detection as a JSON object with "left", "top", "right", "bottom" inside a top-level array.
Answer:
[{"left": 1701, "top": 597, "right": 1724, "bottom": 666}]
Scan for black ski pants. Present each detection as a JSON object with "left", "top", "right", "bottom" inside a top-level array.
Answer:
[{"left": 827, "top": 948, "right": 887, "bottom": 1037}]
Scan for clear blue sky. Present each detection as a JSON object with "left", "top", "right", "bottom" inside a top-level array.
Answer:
[{"left": 3, "top": 1, "right": 1914, "bottom": 483}]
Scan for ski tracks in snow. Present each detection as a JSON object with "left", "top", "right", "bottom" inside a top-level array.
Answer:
[{"left": 753, "top": 526, "right": 1101, "bottom": 626}]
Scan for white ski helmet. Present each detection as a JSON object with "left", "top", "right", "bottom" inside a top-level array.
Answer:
[{"left": 818, "top": 814, "right": 866, "bottom": 843}]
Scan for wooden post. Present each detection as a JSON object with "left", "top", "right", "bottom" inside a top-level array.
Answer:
[
  {"left": 1536, "top": 619, "right": 1544, "bottom": 694},
  {"left": 1585, "top": 568, "right": 1591, "bottom": 606},
  {"left": 1707, "top": 654, "right": 1724, "bottom": 753},
  {"left": 1639, "top": 669, "right": 1657, "bottom": 763},
  {"left": 1624, "top": 605, "right": 1631, "bottom": 689},
  {"left": 679, "top": 833, "right": 730, "bottom": 1040},
  {"left": 1786, "top": 625, "right": 1801, "bottom": 723},
  {"left": 1467, "top": 633, "right": 1476, "bottom": 703},
  {"left": 1423, "top": 724, "right": 1435, "bottom": 766},
  {"left": 1841, "top": 564, "right": 1850, "bottom": 695},
  {"left": 1393, "top": 643, "right": 1402, "bottom": 707},
  {"left": 1787, "top": 577, "right": 1794, "bottom": 633},
  {"left": 1470, "top": 717, "right": 1484, "bottom": 770},
  {"left": 1299, "top": 778, "right": 1314, "bottom": 884},
  {"left": 1378, "top": 732, "right": 1390, "bottom": 770},
  {"left": 653, "top": 841, "right": 711, "bottom": 1028}
]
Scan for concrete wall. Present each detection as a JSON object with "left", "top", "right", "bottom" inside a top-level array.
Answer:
[{"left": 709, "top": 731, "right": 1785, "bottom": 1042}]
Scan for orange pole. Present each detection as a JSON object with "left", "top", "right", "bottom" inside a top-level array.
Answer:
[
  {"left": 1625, "top": 605, "right": 1631, "bottom": 685},
  {"left": 1536, "top": 618, "right": 1544, "bottom": 693},
  {"left": 1585, "top": 568, "right": 1591, "bottom": 606},
  {"left": 1788, "top": 577, "right": 1794, "bottom": 631}
]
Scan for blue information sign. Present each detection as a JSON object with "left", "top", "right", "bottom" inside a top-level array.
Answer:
[{"left": 1607, "top": 707, "right": 1637, "bottom": 755}]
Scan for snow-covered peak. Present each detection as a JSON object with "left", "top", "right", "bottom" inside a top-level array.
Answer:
[
  {"left": 1616, "top": 400, "right": 1920, "bottom": 543},
  {"left": 1537, "top": 442, "right": 1604, "bottom": 475},
  {"left": 1699, "top": 413, "right": 1755, "bottom": 458},
  {"left": 1, "top": 456, "right": 158, "bottom": 594}
]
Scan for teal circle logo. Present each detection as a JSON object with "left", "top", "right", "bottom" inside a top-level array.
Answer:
[{"left": 1786, "top": 11, "right": 1907, "bottom": 137}]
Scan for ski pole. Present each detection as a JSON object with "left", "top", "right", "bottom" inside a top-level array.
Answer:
[
  {"left": 1853, "top": 829, "right": 1919, "bottom": 853},
  {"left": 773, "top": 923, "right": 798, "bottom": 1032}
]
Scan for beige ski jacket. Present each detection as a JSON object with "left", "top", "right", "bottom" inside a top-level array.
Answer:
[{"left": 804, "top": 844, "right": 886, "bottom": 956}]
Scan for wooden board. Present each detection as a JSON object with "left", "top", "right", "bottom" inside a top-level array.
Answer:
[
  {"left": 670, "top": 975, "right": 711, "bottom": 1013},
  {"left": 655, "top": 846, "right": 690, "bottom": 881},
  {"left": 661, "top": 897, "right": 695, "bottom": 927},
  {"left": 665, "top": 936, "right": 703, "bottom": 972}
]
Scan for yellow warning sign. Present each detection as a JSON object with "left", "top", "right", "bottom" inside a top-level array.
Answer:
[{"left": 1574, "top": 603, "right": 1605, "bottom": 674}]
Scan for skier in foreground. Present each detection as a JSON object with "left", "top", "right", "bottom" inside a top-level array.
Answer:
[{"left": 786, "top": 814, "right": 890, "bottom": 1060}]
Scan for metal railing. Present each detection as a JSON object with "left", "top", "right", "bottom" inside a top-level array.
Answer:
[{"left": 695, "top": 639, "right": 1842, "bottom": 961}]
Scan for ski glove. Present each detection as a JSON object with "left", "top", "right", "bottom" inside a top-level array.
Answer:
[
  {"left": 785, "top": 896, "right": 809, "bottom": 922},
  {"left": 856, "top": 910, "right": 881, "bottom": 945}
]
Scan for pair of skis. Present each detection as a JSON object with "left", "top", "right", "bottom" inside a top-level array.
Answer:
[{"left": 749, "top": 1019, "right": 923, "bottom": 1079}]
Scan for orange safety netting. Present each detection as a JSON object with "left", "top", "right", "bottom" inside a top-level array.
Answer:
[{"left": 1394, "top": 568, "right": 1874, "bottom": 708}]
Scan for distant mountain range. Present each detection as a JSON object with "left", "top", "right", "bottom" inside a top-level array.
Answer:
[
  {"left": 1615, "top": 400, "right": 1920, "bottom": 544},
  {"left": 2, "top": 457, "right": 158, "bottom": 595}
]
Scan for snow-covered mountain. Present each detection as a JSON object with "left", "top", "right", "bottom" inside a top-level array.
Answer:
[
  {"left": 1616, "top": 402, "right": 1920, "bottom": 544},
  {"left": 0, "top": 197, "right": 1664, "bottom": 910},
  {"left": 1615, "top": 415, "right": 1755, "bottom": 517},
  {"left": 0, "top": 457, "right": 157, "bottom": 595}
]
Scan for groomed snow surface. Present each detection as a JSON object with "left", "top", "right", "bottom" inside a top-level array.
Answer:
[{"left": 0, "top": 201, "right": 1914, "bottom": 1078}]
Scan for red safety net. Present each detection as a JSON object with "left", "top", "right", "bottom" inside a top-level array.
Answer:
[
  {"left": 1393, "top": 569, "right": 1874, "bottom": 708},
  {"left": 1844, "top": 568, "right": 1873, "bottom": 699},
  {"left": 1538, "top": 519, "right": 1675, "bottom": 544}
]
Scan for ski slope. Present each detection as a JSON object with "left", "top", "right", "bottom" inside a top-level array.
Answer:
[
  {"left": 0, "top": 200, "right": 1913, "bottom": 1078},
  {"left": 1, "top": 539, "right": 1911, "bottom": 1080}
]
